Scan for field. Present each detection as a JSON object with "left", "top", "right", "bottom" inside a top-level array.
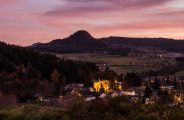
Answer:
[{"left": 56, "top": 53, "right": 176, "bottom": 74}]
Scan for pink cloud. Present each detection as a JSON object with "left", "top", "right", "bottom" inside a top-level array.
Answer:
[
  {"left": 0, "top": 0, "right": 184, "bottom": 46},
  {"left": 44, "top": 0, "right": 173, "bottom": 16},
  {"left": 0, "top": 0, "right": 22, "bottom": 5}
]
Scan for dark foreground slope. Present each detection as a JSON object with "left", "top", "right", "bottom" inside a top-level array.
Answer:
[
  {"left": 31, "top": 30, "right": 184, "bottom": 54},
  {"left": 0, "top": 97, "right": 183, "bottom": 120},
  {"left": 0, "top": 42, "right": 98, "bottom": 100}
]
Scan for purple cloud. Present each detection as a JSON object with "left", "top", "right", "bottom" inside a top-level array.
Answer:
[{"left": 44, "top": 0, "right": 173, "bottom": 16}]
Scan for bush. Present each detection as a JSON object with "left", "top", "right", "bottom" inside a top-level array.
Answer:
[{"left": 0, "top": 98, "right": 184, "bottom": 120}]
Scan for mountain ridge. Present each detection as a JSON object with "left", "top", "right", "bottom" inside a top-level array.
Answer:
[{"left": 30, "top": 30, "right": 184, "bottom": 54}]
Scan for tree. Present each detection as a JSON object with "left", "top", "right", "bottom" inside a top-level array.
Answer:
[
  {"left": 166, "top": 76, "right": 171, "bottom": 85},
  {"left": 0, "top": 42, "right": 99, "bottom": 99},
  {"left": 119, "top": 74, "right": 128, "bottom": 90},
  {"left": 181, "top": 76, "right": 184, "bottom": 89},
  {"left": 144, "top": 86, "right": 152, "bottom": 98},
  {"left": 152, "top": 78, "right": 160, "bottom": 91},
  {"left": 173, "top": 77, "right": 178, "bottom": 90},
  {"left": 51, "top": 69, "right": 61, "bottom": 95},
  {"left": 125, "top": 72, "right": 142, "bottom": 87},
  {"left": 51, "top": 69, "right": 60, "bottom": 82}
]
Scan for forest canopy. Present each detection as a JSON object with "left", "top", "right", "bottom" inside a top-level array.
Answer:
[{"left": 0, "top": 42, "right": 99, "bottom": 100}]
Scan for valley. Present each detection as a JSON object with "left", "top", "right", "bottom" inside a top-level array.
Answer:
[{"left": 56, "top": 52, "right": 178, "bottom": 75}]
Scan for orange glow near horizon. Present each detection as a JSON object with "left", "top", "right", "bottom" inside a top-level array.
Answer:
[{"left": 0, "top": 0, "right": 184, "bottom": 46}]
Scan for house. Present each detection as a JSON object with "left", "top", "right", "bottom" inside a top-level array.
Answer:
[
  {"left": 145, "top": 98, "right": 155, "bottom": 104},
  {"left": 160, "top": 86, "right": 174, "bottom": 90},
  {"left": 130, "top": 96, "right": 139, "bottom": 103},
  {"left": 115, "top": 80, "right": 123, "bottom": 91},
  {"left": 111, "top": 92, "right": 119, "bottom": 97},
  {"left": 160, "top": 86, "right": 174, "bottom": 94},
  {"left": 65, "top": 83, "right": 84, "bottom": 92},
  {"left": 174, "top": 94, "right": 183, "bottom": 104},
  {"left": 96, "top": 63, "right": 108, "bottom": 71},
  {"left": 85, "top": 96, "right": 96, "bottom": 102},
  {"left": 89, "top": 87, "right": 95, "bottom": 92},
  {"left": 99, "top": 93, "right": 106, "bottom": 99},
  {"left": 93, "top": 80, "right": 110, "bottom": 93},
  {"left": 93, "top": 79, "right": 123, "bottom": 93},
  {"left": 121, "top": 91, "right": 136, "bottom": 96}
]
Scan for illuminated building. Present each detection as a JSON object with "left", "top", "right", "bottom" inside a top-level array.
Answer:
[
  {"left": 93, "top": 80, "right": 123, "bottom": 93},
  {"left": 115, "top": 80, "right": 123, "bottom": 91},
  {"left": 93, "top": 80, "right": 110, "bottom": 93},
  {"left": 174, "top": 94, "right": 183, "bottom": 104}
]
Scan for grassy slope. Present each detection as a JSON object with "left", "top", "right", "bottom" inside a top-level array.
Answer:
[{"left": 0, "top": 98, "right": 184, "bottom": 120}]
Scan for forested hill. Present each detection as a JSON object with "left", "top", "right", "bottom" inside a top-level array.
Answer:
[
  {"left": 30, "top": 30, "right": 106, "bottom": 53},
  {"left": 30, "top": 30, "right": 184, "bottom": 54},
  {"left": 0, "top": 42, "right": 98, "bottom": 100}
]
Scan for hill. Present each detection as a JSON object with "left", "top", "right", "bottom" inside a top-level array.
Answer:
[
  {"left": 0, "top": 42, "right": 98, "bottom": 101},
  {"left": 30, "top": 30, "right": 184, "bottom": 54},
  {"left": 31, "top": 30, "right": 106, "bottom": 53},
  {"left": 102, "top": 37, "right": 184, "bottom": 52}
]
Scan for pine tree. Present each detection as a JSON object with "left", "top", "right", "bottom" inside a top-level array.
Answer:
[
  {"left": 51, "top": 69, "right": 60, "bottom": 82},
  {"left": 144, "top": 86, "right": 152, "bottom": 98},
  {"left": 152, "top": 78, "right": 160, "bottom": 91}
]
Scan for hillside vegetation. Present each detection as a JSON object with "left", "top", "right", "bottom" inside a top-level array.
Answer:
[
  {"left": 0, "top": 97, "right": 184, "bottom": 120},
  {"left": 0, "top": 42, "right": 98, "bottom": 101}
]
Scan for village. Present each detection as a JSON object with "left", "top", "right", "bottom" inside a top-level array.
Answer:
[
  {"left": 36, "top": 75, "right": 184, "bottom": 109},
  {"left": 28, "top": 51, "right": 184, "bottom": 110}
]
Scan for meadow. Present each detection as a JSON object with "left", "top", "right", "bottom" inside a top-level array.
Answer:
[{"left": 57, "top": 53, "right": 176, "bottom": 74}]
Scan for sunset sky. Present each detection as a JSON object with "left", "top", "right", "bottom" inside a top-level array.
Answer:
[{"left": 0, "top": 0, "right": 184, "bottom": 46}]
